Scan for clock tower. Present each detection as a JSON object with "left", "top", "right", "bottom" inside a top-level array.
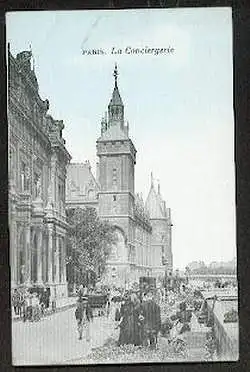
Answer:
[{"left": 96, "top": 65, "right": 136, "bottom": 285}]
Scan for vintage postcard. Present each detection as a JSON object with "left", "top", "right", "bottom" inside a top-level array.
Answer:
[{"left": 7, "top": 8, "right": 238, "bottom": 365}]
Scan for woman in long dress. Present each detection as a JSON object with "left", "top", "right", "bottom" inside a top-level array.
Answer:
[{"left": 117, "top": 293, "right": 143, "bottom": 346}]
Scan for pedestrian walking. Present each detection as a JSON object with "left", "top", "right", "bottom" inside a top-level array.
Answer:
[
  {"left": 31, "top": 293, "right": 41, "bottom": 322},
  {"left": 141, "top": 290, "right": 161, "bottom": 349},
  {"left": 39, "top": 289, "right": 47, "bottom": 316},
  {"left": 75, "top": 296, "right": 93, "bottom": 341},
  {"left": 18, "top": 288, "right": 26, "bottom": 318},
  {"left": 23, "top": 290, "right": 32, "bottom": 322},
  {"left": 117, "top": 292, "right": 142, "bottom": 346},
  {"left": 45, "top": 287, "right": 51, "bottom": 310},
  {"left": 131, "top": 292, "right": 144, "bottom": 346},
  {"left": 106, "top": 290, "right": 111, "bottom": 318},
  {"left": 12, "top": 289, "right": 20, "bottom": 316}
]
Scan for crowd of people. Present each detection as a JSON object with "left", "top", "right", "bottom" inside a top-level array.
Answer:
[
  {"left": 12, "top": 286, "right": 52, "bottom": 322},
  {"left": 75, "top": 285, "right": 162, "bottom": 349},
  {"left": 116, "top": 290, "right": 161, "bottom": 348}
]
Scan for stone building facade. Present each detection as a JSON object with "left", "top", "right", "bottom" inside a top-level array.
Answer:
[
  {"left": 8, "top": 47, "right": 71, "bottom": 298},
  {"left": 66, "top": 65, "right": 173, "bottom": 287},
  {"left": 145, "top": 177, "right": 173, "bottom": 275}
]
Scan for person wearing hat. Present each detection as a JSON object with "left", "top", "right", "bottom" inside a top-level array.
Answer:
[
  {"left": 75, "top": 296, "right": 93, "bottom": 341},
  {"left": 141, "top": 290, "right": 161, "bottom": 348}
]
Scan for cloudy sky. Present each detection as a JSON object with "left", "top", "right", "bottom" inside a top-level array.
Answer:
[{"left": 6, "top": 8, "right": 235, "bottom": 270}]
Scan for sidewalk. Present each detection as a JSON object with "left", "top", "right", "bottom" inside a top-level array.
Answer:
[
  {"left": 12, "top": 296, "right": 77, "bottom": 322},
  {"left": 12, "top": 310, "right": 118, "bottom": 365}
]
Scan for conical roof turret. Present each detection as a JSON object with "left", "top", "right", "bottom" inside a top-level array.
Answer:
[
  {"left": 107, "top": 63, "right": 125, "bottom": 130},
  {"left": 145, "top": 173, "right": 166, "bottom": 219}
]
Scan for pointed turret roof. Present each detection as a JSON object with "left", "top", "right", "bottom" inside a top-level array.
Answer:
[
  {"left": 109, "top": 85, "right": 123, "bottom": 106},
  {"left": 108, "top": 63, "right": 123, "bottom": 107},
  {"left": 98, "top": 63, "right": 127, "bottom": 140},
  {"left": 145, "top": 174, "right": 166, "bottom": 219}
]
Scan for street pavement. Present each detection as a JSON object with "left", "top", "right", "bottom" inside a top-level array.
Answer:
[
  {"left": 12, "top": 307, "right": 117, "bottom": 366},
  {"left": 12, "top": 305, "right": 211, "bottom": 365}
]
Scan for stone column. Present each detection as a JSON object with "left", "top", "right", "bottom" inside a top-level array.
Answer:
[
  {"left": 55, "top": 235, "right": 60, "bottom": 284},
  {"left": 42, "top": 237, "right": 46, "bottom": 282},
  {"left": 50, "top": 155, "right": 56, "bottom": 205},
  {"left": 47, "top": 226, "right": 53, "bottom": 284},
  {"left": 10, "top": 216, "right": 17, "bottom": 287},
  {"left": 24, "top": 224, "right": 31, "bottom": 285},
  {"left": 62, "top": 237, "right": 67, "bottom": 283},
  {"left": 37, "top": 228, "right": 43, "bottom": 284}
]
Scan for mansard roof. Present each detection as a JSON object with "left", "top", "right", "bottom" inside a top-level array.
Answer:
[{"left": 66, "top": 162, "right": 99, "bottom": 201}]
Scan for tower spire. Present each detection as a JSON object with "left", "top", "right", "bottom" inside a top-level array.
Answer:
[
  {"left": 113, "top": 63, "right": 118, "bottom": 87},
  {"left": 107, "top": 63, "right": 124, "bottom": 130},
  {"left": 151, "top": 172, "right": 154, "bottom": 188}
]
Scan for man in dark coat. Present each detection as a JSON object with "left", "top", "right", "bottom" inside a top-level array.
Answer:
[
  {"left": 141, "top": 290, "right": 161, "bottom": 348},
  {"left": 75, "top": 296, "right": 93, "bottom": 341}
]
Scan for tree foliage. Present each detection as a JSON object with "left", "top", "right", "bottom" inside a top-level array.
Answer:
[{"left": 66, "top": 207, "right": 117, "bottom": 283}]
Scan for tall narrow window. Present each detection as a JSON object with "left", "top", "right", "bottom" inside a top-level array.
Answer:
[
  {"left": 58, "top": 184, "right": 62, "bottom": 200},
  {"left": 9, "top": 148, "right": 13, "bottom": 181},
  {"left": 21, "top": 162, "right": 31, "bottom": 192},
  {"left": 34, "top": 173, "right": 39, "bottom": 197},
  {"left": 20, "top": 162, "right": 26, "bottom": 192},
  {"left": 112, "top": 168, "right": 117, "bottom": 185}
]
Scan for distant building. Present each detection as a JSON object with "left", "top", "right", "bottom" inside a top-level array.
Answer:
[
  {"left": 66, "top": 65, "right": 173, "bottom": 286},
  {"left": 8, "top": 47, "right": 71, "bottom": 297},
  {"left": 187, "top": 261, "right": 206, "bottom": 272}
]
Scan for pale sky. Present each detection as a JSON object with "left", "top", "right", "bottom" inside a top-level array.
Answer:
[{"left": 6, "top": 8, "right": 236, "bottom": 270}]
